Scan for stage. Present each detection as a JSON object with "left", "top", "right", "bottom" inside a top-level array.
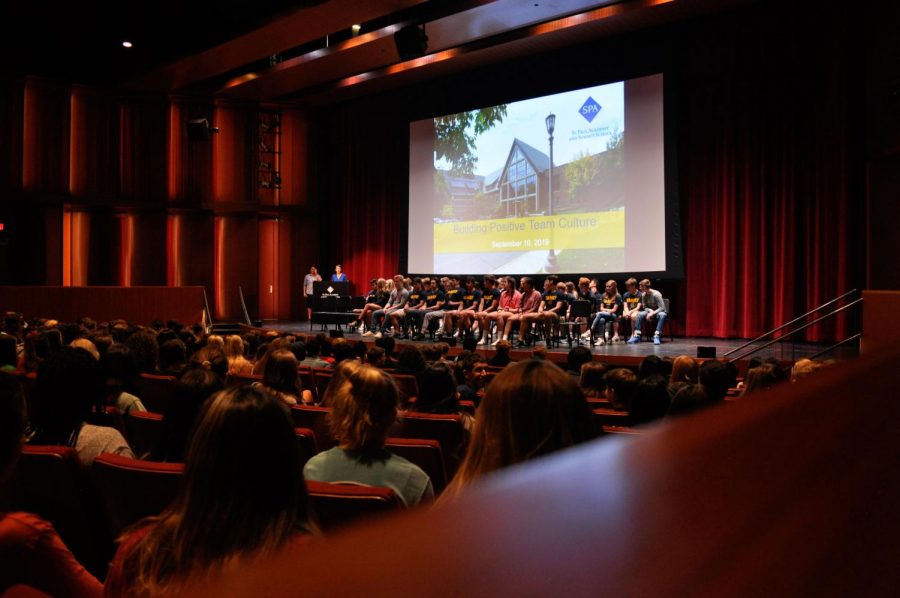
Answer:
[{"left": 252, "top": 320, "right": 859, "bottom": 372}]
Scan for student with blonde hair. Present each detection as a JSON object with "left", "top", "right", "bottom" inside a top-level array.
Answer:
[{"left": 303, "top": 364, "right": 433, "bottom": 506}]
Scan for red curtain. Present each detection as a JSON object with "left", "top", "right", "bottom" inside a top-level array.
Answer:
[
  {"left": 325, "top": 107, "right": 405, "bottom": 295},
  {"left": 676, "top": 8, "right": 860, "bottom": 341}
]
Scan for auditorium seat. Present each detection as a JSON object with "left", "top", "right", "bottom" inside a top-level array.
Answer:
[
  {"left": 135, "top": 373, "right": 178, "bottom": 413},
  {"left": 298, "top": 366, "right": 315, "bottom": 399},
  {"left": 125, "top": 410, "right": 164, "bottom": 459},
  {"left": 2, "top": 445, "right": 112, "bottom": 577},
  {"left": 92, "top": 454, "right": 184, "bottom": 537},
  {"left": 385, "top": 437, "right": 448, "bottom": 494},
  {"left": 592, "top": 408, "right": 630, "bottom": 433},
  {"left": 291, "top": 405, "right": 335, "bottom": 449},
  {"left": 305, "top": 481, "right": 403, "bottom": 531},
  {"left": 294, "top": 427, "right": 318, "bottom": 468},
  {"left": 390, "top": 413, "right": 467, "bottom": 477},
  {"left": 458, "top": 399, "right": 476, "bottom": 415},
  {"left": 312, "top": 369, "right": 333, "bottom": 403}
]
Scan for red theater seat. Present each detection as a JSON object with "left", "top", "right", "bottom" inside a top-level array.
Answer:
[
  {"left": 124, "top": 410, "right": 164, "bottom": 460},
  {"left": 391, "top": 374, "right": 419, "bottom": 406},
  {"left": 226, "top": 372, "right": 263, "bottom": 388},
  {"left": 294, "top": 427, "right": 318, "bottom": 468},
  {"left": 291, "top": 405, "right": 335, "bottom": 449},
  {"left": 390, "top": 413, "right": 467, "bottom": 478},
  {"left": 135, "top": 373, "right": 178, "bottom": 413},
  {"left": 385, "top": 437, "right": 448, "bottom": 494},
  {"left": 92, "top": 454, "right": 184, "bottom": 537},
  {"left": 305, "top": 481, "right": 402, "bottom": 531}
]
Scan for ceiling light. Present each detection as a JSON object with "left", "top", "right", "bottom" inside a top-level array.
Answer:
[
  {"left": 122, "top": 41, "right": 133, "bottom": 48},
  {"left": 351, "top": 24, "right": 361, "bottom": 36}
]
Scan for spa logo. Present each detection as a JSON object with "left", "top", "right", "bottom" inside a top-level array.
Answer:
[{"left": 579, "top": 97, "right": 601, "bottom": 123}]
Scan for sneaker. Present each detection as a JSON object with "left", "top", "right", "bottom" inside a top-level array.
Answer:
[
  {"left": 580, "top": 331, "right": 591, "bottom": 339},
  {"left": 597, "top": 338, "right": 606, "bottom": 345},
  {"left": 373, "top": 332, "right": 383, "bottom": 339},
  {"left": 477, "top": 336, "right": 487, "bottom": 345},
  {"left": 612, "top": 335, "right": 621, "bottom": 343},
  {"left": 626, "top": 335, "right": 641, "bottom": 344},
  {"left": 491, "top": 337, "right": 503, "bottom": 346},
  {"left": 362, "top": 331, "right": 374, "bottom": 337},
  {"left": 653, "top": 334, "right": 661, "bottom": 345}
]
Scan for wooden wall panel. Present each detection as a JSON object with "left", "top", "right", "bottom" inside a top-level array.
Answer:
[
  {"left": 69, "top": 86, "right": 118, "bottom": 201},
  {"left": 213, "top": 103, "right": 253, "bottom": 203},
  {"left": 280, "top": 109, "right": 308, "bottom": 206},
  {"left": 0, "top": 78, "right": 23, "bottom": 190},
  {"left": 22, "top": 78, "right": 69, "bottom": 194},
  {"left": 214, "top": 215, "right": 258, "bottom": 321},
  {"left": 120, "top": 96, "right": 168, "bottom": 202}
]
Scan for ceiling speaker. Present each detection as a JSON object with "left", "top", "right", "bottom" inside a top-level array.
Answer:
[{"left": 394, "top": 25, "right": 428, "bottom": 61}]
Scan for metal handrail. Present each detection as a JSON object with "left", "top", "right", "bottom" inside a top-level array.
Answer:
[
  {"left": 809, "top": 333, "right": 862, "bottom": 360},
  {"left": 238, "top": 286, "right": 253, "bottom": 326},
  {"left": 202, "top": 288, "right": 213, "bottom": 333},
  {"left": 722, "top": 288, "right": 858, "bottom": 358},
  {"left": 728, "top": 298, "right": 863, "bottom": 362}
]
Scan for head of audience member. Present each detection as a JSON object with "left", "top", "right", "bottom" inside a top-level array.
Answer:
[
  {"left": 328, "top": 365, "right": 399, "bottom": 455},
  {"left": 89, "top": 333, "right": 113, "bottom": 359},
  {"left": 125, "top": 330, "right": 160, "bottom": 374},
  {"left": 23, "top": 330, "right": 55, "bottom": 373},
  {"left": 0, "top": 334, "right": 17, "bottom": 370},
  {"left": 156, "top": 329, "right": 178, "bottom": 346},
  {"left": 531, "top": 347, "right": 548, "bottom": 361},
  {"left": 189, "top": 345, "right": 229, "bottom": 380},
  {"left": 263, "top": 350, "right": 303, "bottom": 401},
  {"left": 579, "top": 362, "right": 608, "bottom": 399},
  {"left": 331, "top": 341, "right": 357, "bottom": 366},
  {"left": 102, "top": 343, "right": 139, "bottom": 402},
  {"left": 456, "top": 353, "right": 488, "bottom": 391},
  {"left": 790, "top": 358, "right": 826, "bottom": 383},
  {"left": 113, "top": 386, "right": 313, "bottom": 595},
  {"left": 492, "top": 339, "right": 512, "bottom": 361},
  {"left": 206, "top": 335, "right": 225, "bottom": 352},
  {"left": 638, "top": 355, "right": 664, "bottom": 379},
  {"left": 69, "top": 337, "right": 99, "bottom": 361},
  {"left": 566, "top": 346, "right": 593, "bottom": 375},
  {"left": 62, "top": 322, "right": 85, "bottom": 346},
  {"left": 699, "top": 360, "right": 732, "bottom": 402},
  {"left": 668, "top": 383, "right": 712, "bottom": 417},
  {"left": 397, "top": 346, "right": 426, "bottom": 374},
  {"left": 304, "top": 338, "right": 321, "bottom": 358},
  {"left": 742, "top": 363, "right": 787, "bottom": 395},
  {"left": 445, "top": 360, "right": 594, "bottom": 498},
  {"left": 422, "top": 344, "right": 442, "bottom": 363},
  {"left": 30, "top": 347, "right": 105, "bottom": 447},
  {"left": 3, "top": 311, "right": 25, "bottom": 342},
  {"left": 321, "top": 359, "right": 362, "bottom": 406},
  {"left": 352, "top": 341, "right": 367, "bottom": 362},
  {"left": 669, "top": 355, "right": 699, "bottom": 387},
  {"left": 159, "top": 339, "right": 188, "bottom": 376},
  {"left": 604, "top": 368, "right": 637, "bottom": 411},
  {"left": 366, "top": 346, "right": 386, "bottom": 368},
  {"left": 318, "top": 337, "right": 333, "bottom": 359},
  {"left": 462, "top": 336, "right": 478, "bottom": 351},
  {"left": 0, "top": 377, "right": 26, "bottom": 483},
  {"left": 151, "top": 369, "right": 224, "bottom": 463},
  {"left": 629, "top": 375, "right": 670, "bottom": 426},
  {"left": 375, "top": 336, "right": 397, "bottom": 359},
  {"left": 414, "top": 362, "right": 460, "bottom": 415}
]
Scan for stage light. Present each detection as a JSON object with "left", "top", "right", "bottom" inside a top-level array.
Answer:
[
  {"left": 351, "top": 24, "right": 361, "bottom": 36},
  {"left": 122, "top": 40, "right": 133, "bottom": 48}
]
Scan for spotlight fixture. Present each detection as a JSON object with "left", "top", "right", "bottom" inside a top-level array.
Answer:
[
  {"left": 122, "top": 40, "right": 133, "bottom": 48},
  {"left": 351, "top": 24, "right": 361, "bottom": 36}
]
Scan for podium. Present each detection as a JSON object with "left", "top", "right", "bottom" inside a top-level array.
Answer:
[{"left": 310, "top": 281, "right": 355, "bottom": 331}]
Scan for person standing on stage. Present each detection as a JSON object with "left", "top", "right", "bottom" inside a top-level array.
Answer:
[
  {"left": 331, "top": 264, "right": 348, "bottom": 282},
  {"left": 303, "top": 266, "right": 322, "bottom": 321}
]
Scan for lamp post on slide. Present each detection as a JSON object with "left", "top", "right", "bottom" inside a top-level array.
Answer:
[{"left": 544, "top": 113, "right": 558, "bottom": 273}]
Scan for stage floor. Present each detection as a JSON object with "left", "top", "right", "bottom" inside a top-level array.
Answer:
[{"left": 256, "top": 320, "right": 858, "bottom": 368}]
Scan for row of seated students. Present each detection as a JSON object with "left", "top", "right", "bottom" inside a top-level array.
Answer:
[
  {"left": 0, "top": 311, "right": 834, "bottom": 595},
  {"left": 343, "top": 274, "right": 669, "bottom": 346}
]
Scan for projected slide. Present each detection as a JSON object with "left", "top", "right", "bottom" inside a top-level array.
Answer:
[{"left": 409, "top": 74, "right": 666, "bottom": 275}]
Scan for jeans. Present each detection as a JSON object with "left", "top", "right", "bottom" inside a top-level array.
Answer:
[
  {"left": 590, "top": 312, "right": 618, "bottom": 336},
  {"left": 634, "top": 310, "right": 667, "bottom": 335}
]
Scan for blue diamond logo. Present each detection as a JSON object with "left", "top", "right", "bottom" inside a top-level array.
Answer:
[{"left": 579, "top": 96, "right": 602, "bottom": 123}]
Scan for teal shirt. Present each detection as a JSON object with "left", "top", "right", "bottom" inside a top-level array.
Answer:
[{"left": 303, "top": 447, "right": 434, "bottom": 507}]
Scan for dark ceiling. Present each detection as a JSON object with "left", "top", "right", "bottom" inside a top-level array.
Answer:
[{"left": 2, "top": 0, "right": 756, "bottom": 104}]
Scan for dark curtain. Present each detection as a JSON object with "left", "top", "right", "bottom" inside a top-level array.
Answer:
[
  {"left": 322, "top": 104, "right": 405, "bottom": 295},
  {"left": 675, "top": 7, "right": 861, "bottom": 341}
]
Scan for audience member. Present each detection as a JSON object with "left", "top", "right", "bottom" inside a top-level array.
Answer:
[
  {"left": 224, "top": 335, "right": 253, "bottom": 376},
  {"left": 579, "top": 362, "right": 608, "bottom": 399},
  {"left": 151, "top": 369, "right": 224, "bottom": 463},
  {"left": 106, "top": 387, "right": 314, "bottom": 595},
  {"left": 699, "top": 360, "right": 732, "bottom": 402},
  {"left": 256, "top": 349, "right": 312, "bottom": 406},
  {"left": 668, "top": 383, "right": 713, "bottom": 417},
  {"left": 604, "top": 368, "right": 637, "bottom": 411},
  {"left": 488, "top": 340, "right": 512, "bottom": 367},
  {"left": 158, "top": 339, "right": 188, "bottom": 377},
  {"left": 304, "top": 365, "right": 433, "bottom": 506},
  {"left": 0, "top": 377, "right": 103, "bottom": 596},
  {"left": 28, "top": 347, "right": 134, "bottom": 466},
  {"left": 102, "top": 344, "right": 146, "bottom": 415},
  {"left": 629, "top": 375, "right": 670, "bottom": 426},
  {"left": 443, "top": 359, "right": 594, "bottom": 500},
  {"left": 742, "top": 363, "right": 788, "bottom": 395}
]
